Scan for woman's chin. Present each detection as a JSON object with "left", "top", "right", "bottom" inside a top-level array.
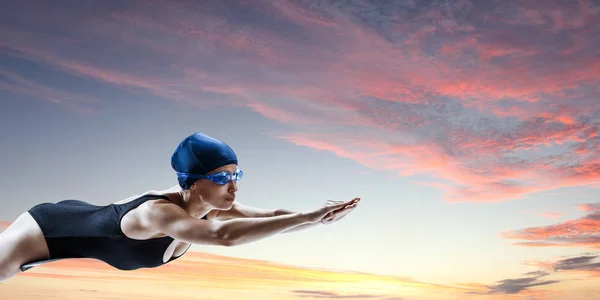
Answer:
[{"left": 220, "top": 198, "right": 235, "bottom": 208}]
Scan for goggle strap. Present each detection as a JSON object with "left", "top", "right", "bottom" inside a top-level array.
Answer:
[{"left": 176, "top": 171, "right": 240, "bottom": 179}]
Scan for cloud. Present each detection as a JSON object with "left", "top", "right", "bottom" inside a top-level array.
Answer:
[
  {"left": 539, "top": 212, "right": 563, "bottom": 220},
  {"left": 11, "top": 249, "right": 568, "bottom": 299},
  {"left": 523, "top": 271, "right": 551, "bottom": 277},
  {"left": 578, "top": 203, "right": 600, "bottom": 212},
  {"left": 0, "top": 0, "right": 599, "bottom": 203},
  {"left": 489, "top": 203, "right": 600, "bottom": 295},
  {"left": 523, "top": 253, "right": 600, "bottom": 280},
  {"left": 468, "top": 269, "right": 559, "bottom": 295},
  {"left": 5, "top": 250, "right": 488, "bottom": 299},
  {"left": 290, "top": 289, "right": 408, "bottom": 300},
  {"left": 0, "top": 67, "right": 100, "bottom": 114},
  {"left": 553, "top": 255, "right": 600, "bottom": 273},
  {"left": 275, "top": 131, "right": 600, "bottom": 203},
  {"left": 485, "top": 277, "right": 559, "bottom": 295},
  {"left": 0, "top": 221, "right": 10, "bottom": 231},
  {"left": 0, "top": 43, "right": 246, "bottom": 111},
  {"left": 501, "top": 202, "right": 600, "bottom": 249},
  {"left": 291, "top": 289, "right": 384, "bottom": 299}
]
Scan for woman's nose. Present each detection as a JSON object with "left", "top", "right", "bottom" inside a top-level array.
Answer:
[{"left": 229, "top": 180, "right": 238, "bottom": 192}]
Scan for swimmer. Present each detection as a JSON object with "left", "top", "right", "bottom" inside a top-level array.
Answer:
[{"left": 0, "top": 132, "right": 360, "bottom": 282}]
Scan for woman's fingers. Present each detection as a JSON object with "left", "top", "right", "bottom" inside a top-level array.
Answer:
[
  {"left": 341, "top": 201, "right": 359, "bottom": 210},
  {"left": 326, "top": 200, "right": 344, "bottom": 205},
  {"left": 322, "top": 198, "right": 360, "bottom": 223},
  {"left": 327, "top": 197, "right": 360, "bottom": 205},
  {"left": 323, "top": 202, "right": 358, "bottom": 222},
  {"left": 327, "top": 198, "right": 357, "bottom": 206}
]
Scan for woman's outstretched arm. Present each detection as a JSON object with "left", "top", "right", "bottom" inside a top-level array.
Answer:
[
  {"left": 276, "top": 198, "right": 360, "bottom": 233},
  {"left": 214, "top": 199, "right": 360, "bottom": 234},
  {"left": 273, "top": 208, "right": 321, "bottom": 233},
  {"left": 214, "top": 202, "right": 320, "bottom": 233},
  {"left": 146, "top": 201, "right": 315, "bottom": 247}
]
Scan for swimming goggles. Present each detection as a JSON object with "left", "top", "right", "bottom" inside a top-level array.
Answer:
[{"left": 176, "top": 169, "right": 244, "bottom": 185}]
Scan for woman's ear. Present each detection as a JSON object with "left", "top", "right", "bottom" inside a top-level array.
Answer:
[{"left": 189, "top": 179, "right": 201, "bottom": 192}]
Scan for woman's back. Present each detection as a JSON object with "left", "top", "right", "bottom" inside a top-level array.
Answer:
[{"left": 27, "top": 194, "right": 186, "bottom": 270}]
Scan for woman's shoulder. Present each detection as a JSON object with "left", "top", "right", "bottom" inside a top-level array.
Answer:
[{"left": 112, "top": 186, "right": 180, "bottom": 205}]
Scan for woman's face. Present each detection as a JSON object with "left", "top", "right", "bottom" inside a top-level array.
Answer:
[{"left": 189, "top": 164, "right": 239, "bottom": 210}]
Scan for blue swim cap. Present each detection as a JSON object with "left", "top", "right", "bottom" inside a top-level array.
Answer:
[{"left": 171, "top": 133, "right": 238, "bottom": 189}]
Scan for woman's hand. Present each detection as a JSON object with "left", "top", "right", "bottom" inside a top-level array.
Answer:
[
  {"left": 320, "top": 198, "right": 360, "bottom": 225},
  {"left": 305, "top": 197, "right": 360, "bottom": 223}
]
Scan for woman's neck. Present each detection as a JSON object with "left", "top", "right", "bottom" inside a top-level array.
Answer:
[{"left": 173, "top": 189, "right": 210, "bottom": 219}]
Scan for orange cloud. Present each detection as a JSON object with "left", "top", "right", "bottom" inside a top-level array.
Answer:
[
  {"left": 2, "top": 250, "right": 487, "bottom": 300},
  {"left": 0, "top": 222, "right": 585, "bottom": 299}
]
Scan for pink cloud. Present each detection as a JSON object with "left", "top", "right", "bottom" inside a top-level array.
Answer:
[
  {"left": 539, "top": 212, "right": 563, "bottom": 220},
  {"left": 501, "top": 202, "right": 600, "bottom": 249},
  {"left": 0, "top": 68, "right": 100, "bottom": 114},
  {"left": 1, "top": 43, "right": 230, "bottom": 110},
  {"left": 1, "top": 0, "right": 598, "bottom": 203},
  {"left": 276, "top": 132, "right": 599, "bottom": 203},
  {"left": 578, "top": 203, "right": 600, "bottom": 212},
  {"left": 0, "top": 221, "right": 10, "bottom": 230},
  {"left": 269, "top": 0, "right": 340, "bottom": 29}
]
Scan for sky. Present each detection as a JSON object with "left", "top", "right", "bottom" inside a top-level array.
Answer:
[{"left": 0, "top": 0, "right": 599, "bottom": 299}]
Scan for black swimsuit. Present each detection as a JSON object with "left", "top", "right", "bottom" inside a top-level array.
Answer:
[{"left": 28, "top": 194, "right": 202, "bottom": 270}]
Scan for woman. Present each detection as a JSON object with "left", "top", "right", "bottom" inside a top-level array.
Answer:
[{"left": 0, "top": 132, "right": 360, "bottom": 282}]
